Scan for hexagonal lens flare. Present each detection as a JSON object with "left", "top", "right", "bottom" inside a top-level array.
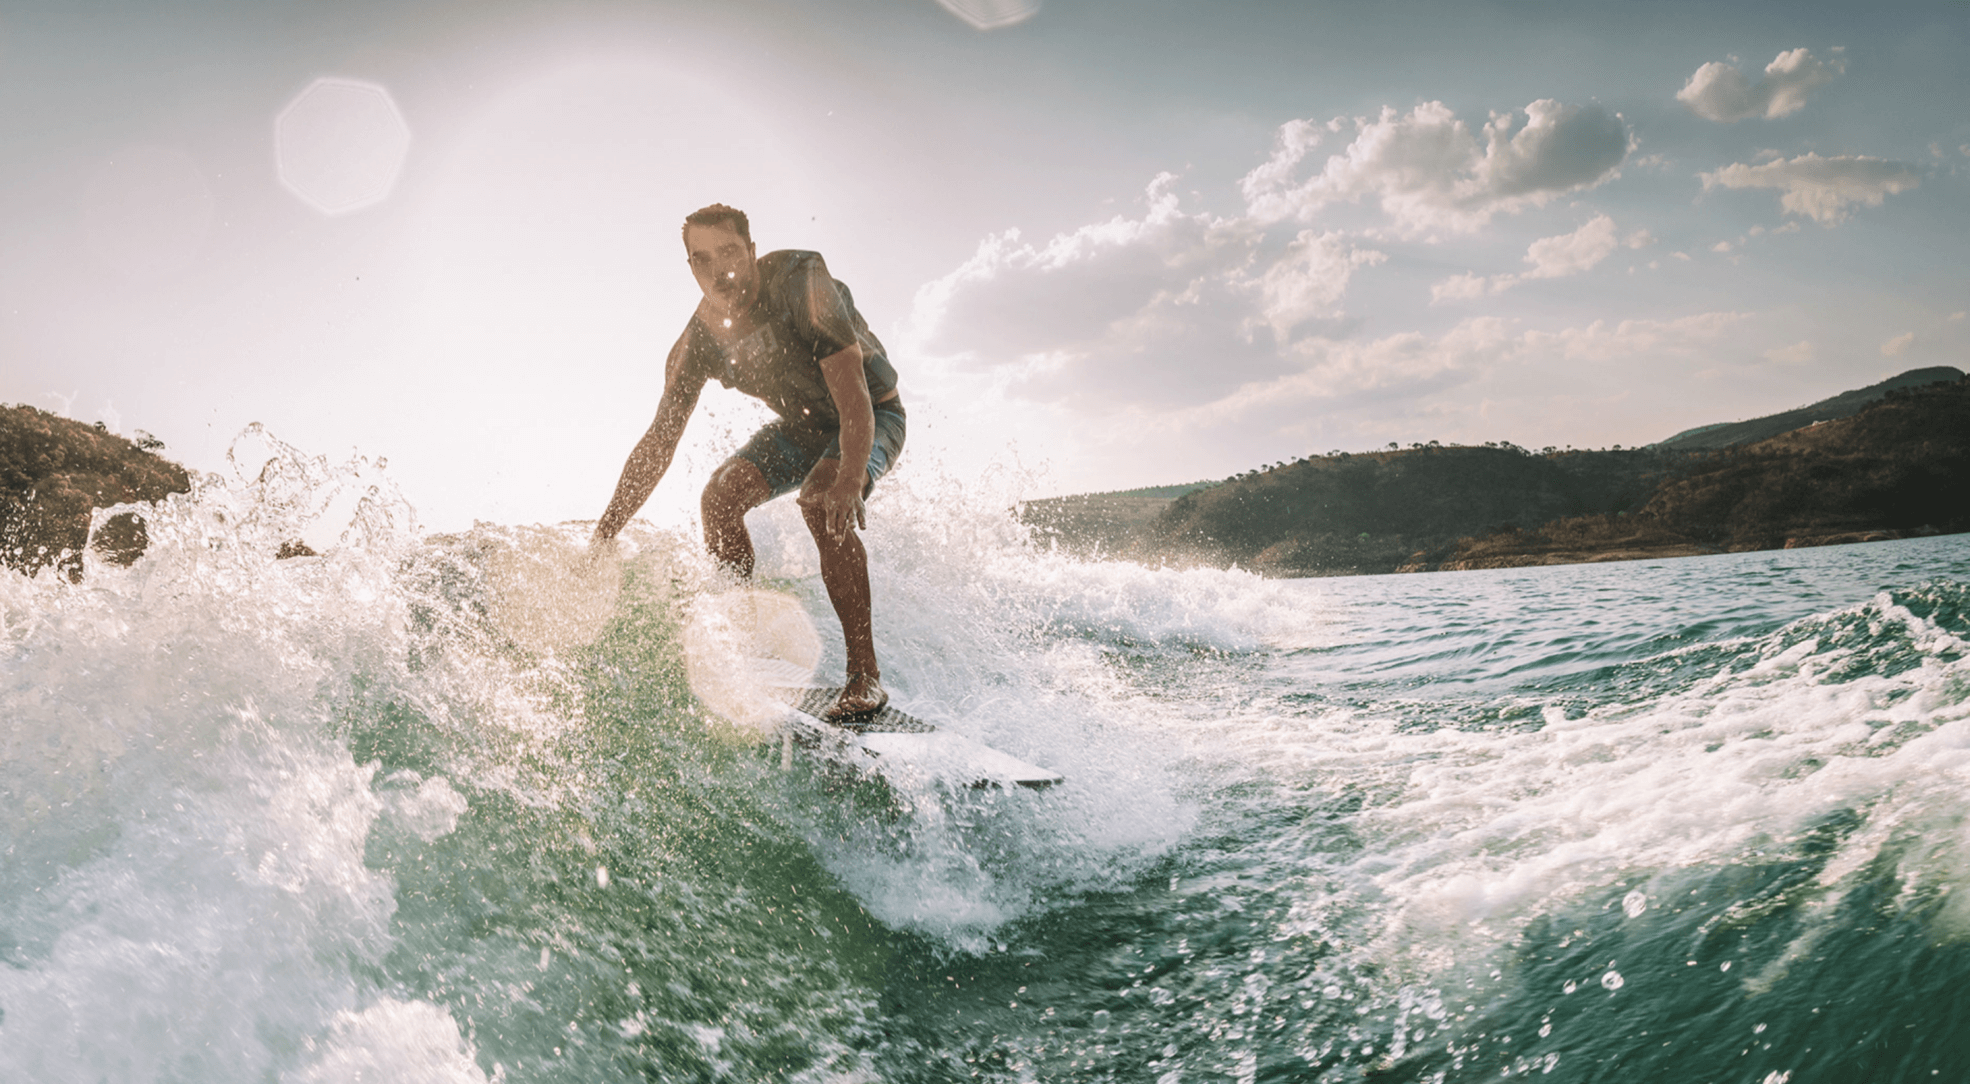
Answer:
[{"left": 275, "top": 77, "right": 411, "bottom": 215}]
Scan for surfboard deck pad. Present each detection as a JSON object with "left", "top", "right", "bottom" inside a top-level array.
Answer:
[
  {"left": 782, "top": 688, "right": 936, "bottom": 734},
  {"left": 747, "top": 658, "right": 1062, "bottom": 789}
]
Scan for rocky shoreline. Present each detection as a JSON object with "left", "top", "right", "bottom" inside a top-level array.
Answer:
[{"left": 0, "top": 405, "right": 190, "bottom": 580}]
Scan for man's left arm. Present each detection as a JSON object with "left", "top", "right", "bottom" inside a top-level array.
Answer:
[{"left": 806, "top": 342, "right": 872, "bottom": 538}]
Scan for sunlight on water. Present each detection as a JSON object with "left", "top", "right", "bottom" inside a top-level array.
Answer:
[{"left": 3, "top": 426, "right": 1968, "bottom": 1082}]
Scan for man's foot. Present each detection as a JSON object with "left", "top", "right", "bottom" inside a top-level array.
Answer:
[{"left": 825, "top": 671, "right": 888, "bottom": 721}]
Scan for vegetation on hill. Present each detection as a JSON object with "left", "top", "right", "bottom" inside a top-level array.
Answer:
[
  {"left": 1656, "top": 365, "right": 1961, "bottom": 450},
  {"left": 1151, "top": 442, "right": 1698, "bottom": 575},
  {"left": 1020, "top": 481, "right": 1217, "bottom": 555},
  {"left": 1024, "top": 373, "right": 1969, "bottom": 577},
  {"left": 1, "top": 405, "right": 190, "bottom": 580}
]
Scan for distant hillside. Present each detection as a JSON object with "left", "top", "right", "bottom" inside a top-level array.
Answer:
[
  {"left": 1150, "top": 443, "right": 1693, "bottom": 575},
  {"left": 1446, "top": 377, "right": 1968, "bottom": 569},
  {"left": 1, "top": 406, "right": 190, "bottom": 580},
  {"left": 1020, "top": 481, "right": 1216, "bottom": 556},
  {"left": 1022, "top": 373, "right": 1968, "bottom": 577},
  {"left": 1657, "top": 366, "right": 1962, "bottom": 450}
]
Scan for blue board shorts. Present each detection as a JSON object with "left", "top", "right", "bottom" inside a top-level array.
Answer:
[{"left": 735, "top": 399, "right": 907, "bottom": 500}]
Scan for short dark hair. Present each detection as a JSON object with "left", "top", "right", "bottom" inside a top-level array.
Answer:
[{"left": 682, "top": 204, "right": 750, "bottom": 247}]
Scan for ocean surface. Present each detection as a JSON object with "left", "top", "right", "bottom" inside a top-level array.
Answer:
[{"left": 5, "top": 435, "right": 1969, "bottom": 1083}]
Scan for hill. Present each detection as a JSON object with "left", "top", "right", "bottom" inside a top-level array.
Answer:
[
  {"left": 1019, "top": 481, "right": 1216, "bottom": 557},
  {"left": 1656, "top": 366, "right": 1962, "bottom": 450},
  {"left": 1150, "top": 443, "right": 1696, "bottom": 575},
  {"left": 1022, "top": 373, "right": 1969, "bottom": 577},
  {"left": 1, "top": 406, "right": 190, "bottom": 580},
  {"left": 1446, "top": 376, "right": 1968, "bottom": 569}
]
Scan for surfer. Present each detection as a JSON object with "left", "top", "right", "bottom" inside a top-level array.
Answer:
[{"left": 591, "top": 204, "right": 904, "bottom": 721}]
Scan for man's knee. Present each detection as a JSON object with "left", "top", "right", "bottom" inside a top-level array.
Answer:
[{"left": 704, "top": 458, "right": 768, "bottom": 521}]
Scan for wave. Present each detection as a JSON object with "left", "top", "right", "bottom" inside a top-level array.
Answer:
[{"left": 4, "top": 426, "right": 1966, "bottom": 1083}]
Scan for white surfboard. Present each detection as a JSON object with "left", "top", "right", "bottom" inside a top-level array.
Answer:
[{"left": 750, "top": 658, "right": 1063, "bottom": 790}]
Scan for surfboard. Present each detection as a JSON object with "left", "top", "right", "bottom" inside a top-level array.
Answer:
[{"left": 747, "top": 657, "right": 1063, "bottom": 790}]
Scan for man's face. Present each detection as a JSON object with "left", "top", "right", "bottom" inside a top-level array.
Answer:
[{"left": 684, "top": 222, "right": 759, "bottom": 319}]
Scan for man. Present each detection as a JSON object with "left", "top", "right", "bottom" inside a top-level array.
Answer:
[{"left": 592, "top": 204, "right": 904, "bottom": 719}]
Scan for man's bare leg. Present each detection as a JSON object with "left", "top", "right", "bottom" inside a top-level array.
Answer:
[
  {"left": 798, "top": 459, "right": 885, "bottom": 718},
  {"left": 701, "top": 458, "right": 774, "bottom": 578}
]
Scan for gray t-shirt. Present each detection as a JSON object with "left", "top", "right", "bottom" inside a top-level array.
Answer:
[{"left": 665, "top": 250, "right": 897, "bottom": 441}]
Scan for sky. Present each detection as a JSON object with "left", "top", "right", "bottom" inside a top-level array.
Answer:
[{"left": 2, "top": 0, "right": 1965, "bottom": 532}]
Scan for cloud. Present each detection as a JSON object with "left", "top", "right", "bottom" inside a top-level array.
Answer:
[
  {"left": 1764, "top": 340, "right": 1814, "bottom": 364},
  {"left": 1700, "top": 153, "right": 1922, "bottom": 224},
  {"left": 1431, "top": 214, "right": 1625, "bottom": 301},
  {"left": 1255, "top": 229, "right": 1389, "bottom": 342},
  {"left": 1430, "top": 272, "right": 1492, "bottom": 304},
  {"left": 1677, "top": 48, "right": 1844, "bottom": 122},
  {"left": 1186, "top": 317, "right": 1516, "bottom": 426},
  {"left": 1168, "top": 310, "right": 1752, "bottom": 447},
  {"left": 1519, "top": 311, "right": 1750, "bottom": 363},
  {"left": 1522, "top": 214, "right": 1621, "bottom": 278},
  {"left": 908, "top": 174, "right": 1385, "bottom": 408},
  {"left": 1242, "top": 99, "right": 1630, "bottom": 234},
  {"left": 1880, "top": 331, "right": 1915, "bottom": 356}
]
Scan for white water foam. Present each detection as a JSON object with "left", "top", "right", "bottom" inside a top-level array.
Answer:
[
  {"left": 714, "top": 464, "right": 1350, "bottom": 948},
  {"left": 1177, "top": 568, "right": 1970, "bottom": 1004},
  {"left": 0, "top": 433, "right": 499, "bottom": 1083}
]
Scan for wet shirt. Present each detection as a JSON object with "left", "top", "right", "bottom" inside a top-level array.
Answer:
[{"left": 666, "top": 250, "right": 897, "bottom": 440}]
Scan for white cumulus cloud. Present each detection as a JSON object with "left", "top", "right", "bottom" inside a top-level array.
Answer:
[
  {"left": 1430, "top": 272, "right": 1493, "bottom": 304},
  {"left": 1242, "top": 99, "right": 1630, "bottom": 235},
  {"left": 908, "top": 174, "right": 1384, "bottom": 408},
  {"left": 1880, "top": 331, "right": 1915, "bottom": 356},
  {"left": 1677, "top": 48, "right": 1845, "bottom": 122},
  {"left": 1701, "top": 153, "right": 1922, "bottom": 224},
  {"left": 1523, "top": 214, "right": 1621, "bottom": 279},
  {"left": 1256, "top": 229, "right": 1389, "bottom": 342},
  {"left": 1431, "top": 215, "right": 1623, "bottom": 302}
]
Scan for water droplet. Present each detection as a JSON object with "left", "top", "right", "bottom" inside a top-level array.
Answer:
[
  {"left": 595, "top": 866, "right": 610, "bottom": 888},
  {"left": 1721, "top": 961, "right": 1733, "bottom": 972},
  {"left": 1600, "top": 970, "right": 1624, "bottom": 991},
  {"left": 1622, "top": 890, "right": 1648, "bottom": 918},
  {"left": 1092, "top": 1009, "right": 1111, "bottom": 1033},
  {"left": 1562, "top": 980, "right": 1578, "bottom": 995}
]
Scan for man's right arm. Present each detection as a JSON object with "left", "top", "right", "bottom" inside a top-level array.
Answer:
[{"left": 593, "top": 377, "right": 700, "bottom": 543}]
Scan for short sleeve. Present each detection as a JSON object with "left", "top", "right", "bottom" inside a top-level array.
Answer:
[{"left": 781, "top": 254, "right": 862, "bottom": 359}]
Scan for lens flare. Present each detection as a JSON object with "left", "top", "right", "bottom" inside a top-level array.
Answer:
[
  {"left": 681, "top": 589, "right": 820, "bottom": 738},
  {"left": 276, "top": 77, "right": 412, "bottom": 215},
  {"left": 934, "top": 0, "right": 1042, "bottom": 30}
]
